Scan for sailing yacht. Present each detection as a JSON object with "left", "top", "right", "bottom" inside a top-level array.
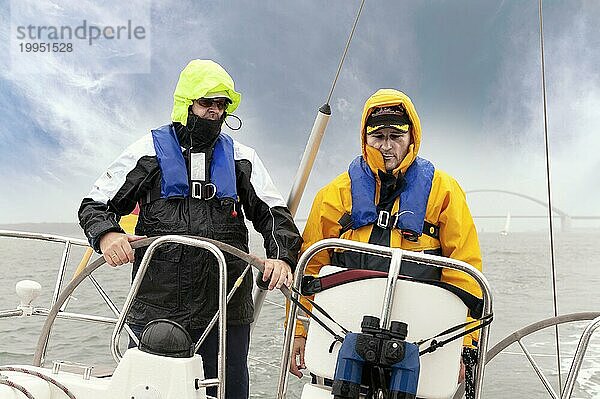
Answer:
[
  {"left": 1, "top": 1, "right": 600, "bottom": 398},
  {"left": 499, "top": 212, "right": 510, "bottom": 236}
]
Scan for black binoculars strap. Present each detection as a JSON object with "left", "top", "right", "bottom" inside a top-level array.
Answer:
[
  {"left": 417, "top": 313, "right": 493, "bottom": 356},
  {"left": 367, "top": 366, "right": 389, "bottom": 399},
  {"left": 288, "top": 286, "right": 346, "bottom": 347},
  {"left": 292, "top": 276, "right": 491, "bottom": 357},
  {"left": 293, "top": 286, "right": 351, "bottom": 335}
]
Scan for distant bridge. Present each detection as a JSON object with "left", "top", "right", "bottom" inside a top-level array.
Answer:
[{"left": 466, "top": 189, "right": 600, "bottom": 232}]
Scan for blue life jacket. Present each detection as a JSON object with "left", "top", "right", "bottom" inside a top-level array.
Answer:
[
  {"left": 151, "top": 124, "right": 237, "bottom": 201},
  {"left": 348, "top": 156, "right": 434, "bottom": 237}
]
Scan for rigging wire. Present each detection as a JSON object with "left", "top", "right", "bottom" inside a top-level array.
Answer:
[
  {"left": 282, "top": 0, "right": 367, "bottom": 218},
  {"left": 325, "top": 0, "right": 366, "bottom": 105},
  {"left": 266, "top": 0, "right": 370, "bottom": 341},
  {"left": 248, "top": 355, "right": 282, "bottom": 371},
  {"left": 538, "top": 0, "right": 562, "bottom": 392},
  {"left": 264, "top": 299, "right": 286, "bottom": 310}
]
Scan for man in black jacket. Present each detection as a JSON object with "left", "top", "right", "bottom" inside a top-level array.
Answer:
[{"left": 78, "top": 59, "right": 302, "bottom": 398}]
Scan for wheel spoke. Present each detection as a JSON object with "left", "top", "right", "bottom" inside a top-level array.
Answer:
[{"left": 517, "top": 339, "right": 559, "bottom": 399}]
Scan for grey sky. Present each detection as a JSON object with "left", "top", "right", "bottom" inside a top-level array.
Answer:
[{"left": 0, "top": 0, "right": 599, "bottom": 231}]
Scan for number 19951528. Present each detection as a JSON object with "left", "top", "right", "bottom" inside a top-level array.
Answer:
[{"left": 19, "top": 42, "right": 73, "bottom": 52}]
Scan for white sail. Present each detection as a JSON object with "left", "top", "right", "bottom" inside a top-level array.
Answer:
[{"left": 500, "top": 212, "right": 511, "bottom": 236}]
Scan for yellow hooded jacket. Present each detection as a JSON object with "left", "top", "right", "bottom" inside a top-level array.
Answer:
[{"left": 295, "top": 89, "right": 482, "bottom": 346}]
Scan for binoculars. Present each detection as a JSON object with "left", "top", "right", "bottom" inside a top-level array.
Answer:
[{"left": 332, "top": 315, "right": 420, "bottom": 399}]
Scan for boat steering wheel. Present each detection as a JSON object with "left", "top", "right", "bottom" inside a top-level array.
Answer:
[{"left": 32, "top": 236, "right": 271, "bottom": 367}]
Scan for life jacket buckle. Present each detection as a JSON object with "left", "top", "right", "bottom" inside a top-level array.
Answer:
[
  {"left": 191, "top": 181, "right": 203, "bottom": 199},
  {"left": 377, "top": 210, "right": 391, "bottom": 228},
  {"left": 191, "top": 182, "right": 217, "bottom": 200},
  {"left": 204, "top": 183, "right": 216, "bottom": 200}
]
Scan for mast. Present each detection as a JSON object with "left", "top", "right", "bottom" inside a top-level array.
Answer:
[{"left": 251, "top": 0, "right": 367, "bottom": 332}]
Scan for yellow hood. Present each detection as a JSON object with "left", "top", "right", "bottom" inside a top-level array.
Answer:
[
  {"left": 360, "top": 89, "right": 422, "bottom": 175},
  {"left": 171, "top": 59, "right": 242, "bottom": 126}
]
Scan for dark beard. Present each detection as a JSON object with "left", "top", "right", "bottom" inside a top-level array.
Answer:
[{"left": 176, "top": 113, "right": 225, "bottom": 149}]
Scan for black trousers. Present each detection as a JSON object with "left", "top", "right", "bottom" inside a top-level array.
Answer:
[
  {"left": 130, "top": 323, "right": 250, "bottom": 399},
  {"left": 462, "top": 347, "right": 478, "bottom": 399}
]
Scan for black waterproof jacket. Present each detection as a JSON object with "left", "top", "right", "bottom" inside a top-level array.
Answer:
[{"left": 78, "top": 126, "right": 301, "bottom": 330}]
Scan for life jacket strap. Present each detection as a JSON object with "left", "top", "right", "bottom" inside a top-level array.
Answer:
[
  {"left": 423, "top": 220, "right": 439, "bottom": 240},
  {"left": 338, "top": 212, "right": 440, "bottom": 240},
  {"left": 338, "top": 213, "right": 354, "bottom": 236}
]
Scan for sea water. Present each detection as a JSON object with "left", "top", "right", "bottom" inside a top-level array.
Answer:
[{"left": 0, "top": 223, "right": 599, "bottom": 398}]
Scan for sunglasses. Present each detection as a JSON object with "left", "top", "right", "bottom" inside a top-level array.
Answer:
[{"left": 195, "top": 98, "right": 230, "bottom": 111}]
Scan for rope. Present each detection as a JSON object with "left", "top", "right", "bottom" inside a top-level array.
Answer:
[
  {"left": 0, "top": 367, "right": 76, "bottom": 399},
  {"left": 0, "top": 379, "right": 35, "bottom": 399},
  {"left": 195, "top": 264, "right": 253, "bottom": 351},
  {"left": 293, "top": 288, "right": 350, "bottom": 335}
]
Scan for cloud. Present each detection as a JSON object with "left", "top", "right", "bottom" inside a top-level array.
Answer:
[
  {"left": 1, "top": 1, "right": 599, "bottom": 225},
  {"left": 477, "top": 1, "right": 600, "bottom": 217},
  {"left": 0, "top": 0, "right": 218, "bottom": 222}
]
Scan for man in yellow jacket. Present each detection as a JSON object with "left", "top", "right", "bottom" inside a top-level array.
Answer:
[{"left": 291, "top": 89, "right": 482, "bottom": 398}]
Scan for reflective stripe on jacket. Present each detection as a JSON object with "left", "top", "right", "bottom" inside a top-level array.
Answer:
[{"left": 79, "top": 128, "right": 301, "bottom": 329}]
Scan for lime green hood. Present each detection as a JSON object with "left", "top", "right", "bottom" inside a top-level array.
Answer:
[{"left": 171, "top": 59, "right": 242, "bottom": 126}]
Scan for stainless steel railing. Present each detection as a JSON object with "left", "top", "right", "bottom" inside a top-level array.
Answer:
[
  {"left": 109, "top": 235, "right": 228, "bottom": 398},
  {"left": 277, "top": 238, "right": 493, "bottom": 399},
  {"left": 1, "top": 231, "right": 232, "bottom": 399}
]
